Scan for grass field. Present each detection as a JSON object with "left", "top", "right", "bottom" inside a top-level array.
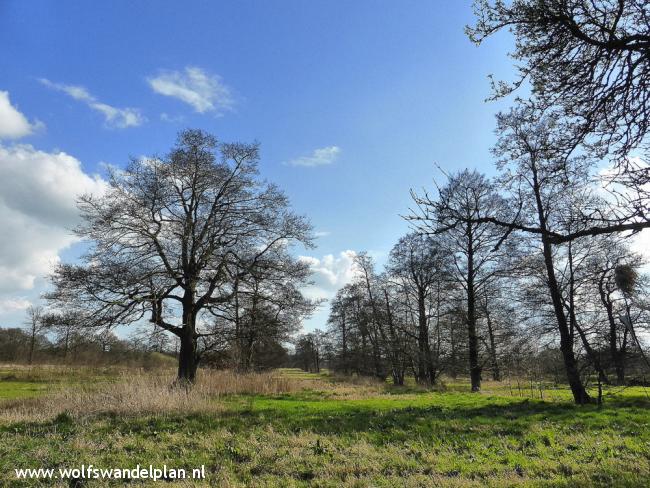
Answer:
[{"left": 0, "top": 366, "right": 648, "bottom": 487}]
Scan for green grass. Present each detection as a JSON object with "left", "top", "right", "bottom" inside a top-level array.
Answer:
[
  {"left": 0, "top": 367, "right": 649, "bottom": 486},
  {"left": 0, "top": 366, "right": 87, "bottom": 400},
  {"left": 0, "top": 381, "right": 49, "bottom": 400}
]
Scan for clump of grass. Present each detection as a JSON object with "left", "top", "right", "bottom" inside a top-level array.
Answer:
[
  {"left": 0, "top": 375, "right": 211, "bottom": 423},
  {"left": 201, "top": 369, "right": 310, "bottom": 396},
  {"left": 0, "top": 369, "right": 308, "bottom": 423}
]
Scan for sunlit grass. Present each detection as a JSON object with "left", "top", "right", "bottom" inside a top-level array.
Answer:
[{"left": 0, "top": 381, "right": 49, "bottom": 400}]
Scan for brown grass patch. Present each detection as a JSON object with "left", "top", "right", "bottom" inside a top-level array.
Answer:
[{"left": 0, "top": 369, "right": 311, "bottom": 423}]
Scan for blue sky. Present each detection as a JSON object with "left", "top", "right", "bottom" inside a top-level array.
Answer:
[{"left": 0, "top": 1, "right": 515, "bottom": 331}]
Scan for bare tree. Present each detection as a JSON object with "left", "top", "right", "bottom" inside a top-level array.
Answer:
[
  {"left": 47, "top": 130, "right": 313, "bottom": 383},
  {"left": 615, "top": 260, "right": 650, "bottom": 373},
  {"left": 477, "top": 280, "right": 522, "bottom": 382},
  {"left": 489, "top": 106, "right": 599, "bottom": 403},
  {"left": 202, "top": 245, "right": 317, "bottom": 372},
  {"left": 387, "top": 232, "right": 449, "bottom": 385},
  {"left": 410, "top": 170, "right": 510, "bottom": 392},
  {"left": 327, "top": 288, "right": 352, "bottom": 374},
  {"left": 41, "top": 310, "right": 80, "bottom": 361},
  {"left": 355, "top": 253, "right": 398, "bottom": 382},
  {"left": 327, "top": 282, "right": 381, "bottom": 378},
  {"left": 586, "top": 240, "right": 644, "bottom": 383},
  {"left": 468, "top": 1, "right": 650, "bottom": 257},
  {"left": 24, "top": 305, "right": 44, "bottom": 365},
  {"left": 295, "top": 330, "right": 326, "bottom": 373}
]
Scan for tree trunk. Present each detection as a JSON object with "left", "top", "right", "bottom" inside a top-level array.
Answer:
[
  {"left": 234, "top": 277, "right": 243, "bottom": 370},
  {"left": 361, "top": 271, "right": 387, "bottom": 381},
  {"left": 599, "top": 279, "right": 626, "bottom": 385},
  {"left": 177, "top": 330, "right": 198, "bottom": 383},
  {"left": 467, "top": 300, "right": 481, "bottom": 391},
  {"left": 177, "top": 299, "right": 198, "bottom": 383},
  {"left": 63, "top": 328, "right": 70, "bottom": 362},
  {"left": 450, "top": 326, "right": 458, "bottom": 380},
  {"left": 615, "top": 329, "right": 628, "bottom": 385},
  {"left": 530, "top": 163, "right": 591, "bottom": 404},
  {"left": 29, "top": 331, "right": 36, "bottom": 365},
  {"left": 341, "top": 310, "right": 348, "bottom": 374},
  {"left": 467, "top": 224, "right": 481, "bottom": 392},
  {"left": 416, "top": 290, "right": 433, "bottom": 384},
  {"left": 543, "top": 244, "right": 591, "bottom": 403},
  {"left": 567, "top": 244, "right": 609, "bottom": 385},
  {"left": 315, "top": 348, "right": 320, "bottom": 373},
  {"left": 484, "top": 302, "right": 501, "bottom": 381},
  {"left": 429, "top": 287, "right": 443, "bottom": 384},
  {"left": 384, "top": 289, "right": 403, "bottom": 386}
]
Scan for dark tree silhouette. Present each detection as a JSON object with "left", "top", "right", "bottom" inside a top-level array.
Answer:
[{"left": 491, "top": 106, "right": 598, "bottom": 403}]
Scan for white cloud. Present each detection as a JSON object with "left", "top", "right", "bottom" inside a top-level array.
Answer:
[
  {"left": 0, "top": 297, "right": 31, "bottom": 314},
  {"left": 314, "top": 230, "right": 331, "bottom": 238},
  {"left": 285, "top": 146, "right": 340, "bottom": 167},
  {"left": 0, "top": 144, "right": 106, "bottom": 292},
  {"left": 40, "top": 79, "right": 145, "bottom": 128},
  {"left": 0, "top": 91, "right": 40, "bottom": 139},
  {"left": 598, "top": 157, "right": 650, "bottom": 263},
  {"left": 148, "top": 67, "right": 235, "bottom": 114},
  {"left": 298, "top": 250, "right": 359, "bottom": 300},
  {"left": 160, "top": 112, "right": 185, "bottom": 123},
  {"left": 631, "top": 231, "right": 650, "bottom": 264}
]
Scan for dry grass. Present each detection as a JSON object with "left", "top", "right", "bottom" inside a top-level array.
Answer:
[
  {"left": 201, "top": 369, "right": 310, "bottom": 396},
  {"left": 0, "top": 369, "right": 310, "bottom": 423},
  {"left": 0, "top": 363, "right": 129, "bottom": 383},
  {"left": 317, "top": 375, "right": 389, "bottom": 400}
]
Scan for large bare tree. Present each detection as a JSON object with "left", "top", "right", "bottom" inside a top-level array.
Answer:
[
  {"left": 490, "top": 106, "right": 600, "bottom": 403},
  {"left": 47, "top": 130, "right": 314, "bottom": 382}
]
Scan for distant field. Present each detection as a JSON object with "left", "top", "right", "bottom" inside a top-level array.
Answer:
[{"left": 0, "top": 366, "right": 649, "bottom": 487}]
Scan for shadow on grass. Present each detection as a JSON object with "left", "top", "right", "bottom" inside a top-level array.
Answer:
[{"left": 73, "top": 392, "right": 650, "bottom": 447}]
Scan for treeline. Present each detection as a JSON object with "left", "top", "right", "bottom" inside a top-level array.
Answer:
[
  {"left": 0, "top": 324, "right": 290, "bottom": 372},
  {"left": 307, "top": 223, "right": 649, "bottom": 391},
  {"left": 0, "top": 324, "right": 175, "bottom": 368},
  {"left": 9, "top": 305, "right": 294, "bottom": 371}
]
